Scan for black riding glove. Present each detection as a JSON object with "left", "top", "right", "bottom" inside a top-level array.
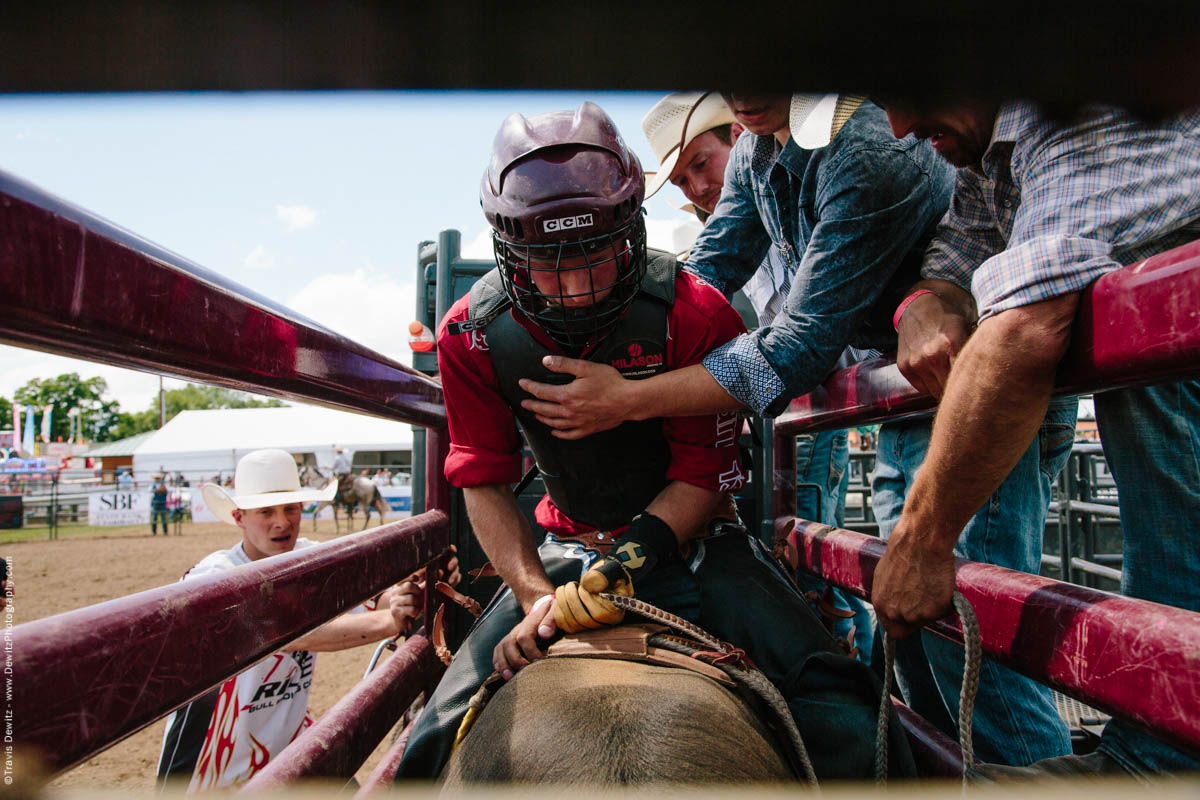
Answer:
[{"left": 579, "top": 512, "right": 678, "bottom": 597}]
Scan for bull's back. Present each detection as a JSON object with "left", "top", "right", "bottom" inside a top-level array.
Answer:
[{"left": 442, "top": 657, "right": 793, "bottom": 786}]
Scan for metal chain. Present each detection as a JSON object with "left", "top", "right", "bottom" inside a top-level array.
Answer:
[{"left": 877, "top": 591, "right": 982, "bottom": 787}]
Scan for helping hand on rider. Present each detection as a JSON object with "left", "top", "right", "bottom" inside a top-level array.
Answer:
[{"left": 518, "top": 355, "right": 638, "bottom": 440}]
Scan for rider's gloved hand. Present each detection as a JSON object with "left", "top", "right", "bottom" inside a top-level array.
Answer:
[
  {"left": 552, "top": 580, "right": 628, "bottom": 633},
  {"left": 551, "top": 513, "right": 678, "bottom": 634},
  {"left": 580, "top": 512, "right": 678, "bottom": 596}
]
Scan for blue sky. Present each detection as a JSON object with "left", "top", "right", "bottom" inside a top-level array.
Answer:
[{"left": 0, "top": 91, "right": 701, "bottom": 416}]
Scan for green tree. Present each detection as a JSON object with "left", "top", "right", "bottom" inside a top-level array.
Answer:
[
  {"left": 13, "top": 373, "right": 124, "bottom": 442},
  {"left": 110, "top": 383, "right": 287, "bottom": 439},
  {"left": 0, "top": 396, "right": 11, "bottom": 430},
  {"left": 107, "top": 409, "right": 158, "bottom": 441},
  {"left": 159, "top": 384, "right": 285, "bottom": 421}
]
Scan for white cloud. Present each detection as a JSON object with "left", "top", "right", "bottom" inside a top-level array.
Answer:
[
  {"left": 288, "top": 269, "right": 417, "bottom": 364},
  {"left": 461, "top": 228, "right": 494, "bottom": 260},
  {"left": 244, "top": 244, "right": 276, "bottom": 270},
  {"left": 276, "top": 204, "right": 317, "bottom": 231}
]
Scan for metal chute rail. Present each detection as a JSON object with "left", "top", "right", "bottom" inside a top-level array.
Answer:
[{"left": 773, "top": 240, "right": 1200, "bottom": 768}]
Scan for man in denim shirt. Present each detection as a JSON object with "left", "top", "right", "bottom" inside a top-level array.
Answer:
[
  {"left": 874, "top": 98, "right": 1200, "bottom": 778},
  {"left": 640, "top": 90, "right": 871, "bottom": 659},
  {"left": 521, "top": 94, "right": 951, "bottom": 421}
]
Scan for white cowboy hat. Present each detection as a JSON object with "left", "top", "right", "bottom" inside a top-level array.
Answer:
[
  {"left": 202, "top": 448, "right": 336, "bottom": 526},
  {"left": 642, "top": 91, "right": 736, "bottom": 199}
]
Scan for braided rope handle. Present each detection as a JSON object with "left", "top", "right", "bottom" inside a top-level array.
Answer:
[
  {"left": 876, "top": 591, "right": 981, "bottom": 786},
  {"left": 600, "top": 592, "right": 726, "bottom": 650}
]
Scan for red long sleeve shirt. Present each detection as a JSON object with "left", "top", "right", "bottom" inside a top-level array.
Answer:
[{"left": 437, "top": 270, "right": 747, "bottom": 536}]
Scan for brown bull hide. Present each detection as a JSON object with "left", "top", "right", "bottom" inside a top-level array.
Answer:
[{"left": 441, "top": 657, "right": 794, "bottom": 786}]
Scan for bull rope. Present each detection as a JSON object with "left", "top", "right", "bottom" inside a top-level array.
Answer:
[
  {"left": 876, "top": 591, "right": 981, "bottom": 787},
  {"left": 602, "top": 593, "right": 820, "bottom": 788}
]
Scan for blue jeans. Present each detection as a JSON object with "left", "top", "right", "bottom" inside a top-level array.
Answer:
[
  {"left": 793, "top": 429, "right": 874, "bottom": 662},
  {"left": 1093, "top": 380, "right": 1200, "bottom": 775},
  {"left": 872, "top": 397, "right": 1077, "bottom": 766}
]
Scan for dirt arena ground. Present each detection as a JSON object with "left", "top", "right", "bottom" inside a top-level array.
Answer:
[{"left": 4, "top": 520, "right": 407, "bottom": 791}]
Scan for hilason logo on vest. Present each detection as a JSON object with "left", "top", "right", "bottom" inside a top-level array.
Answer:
[
  {"left": 611, "top": 341, "right": 664, "bottom": 372},
  {"left": 543, "top": 213, "right": 594, "bottom": 233}
]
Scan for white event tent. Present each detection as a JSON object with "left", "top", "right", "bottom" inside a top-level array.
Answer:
[{"left": 129, "top": 406, "right": 414, "bottom": 480}]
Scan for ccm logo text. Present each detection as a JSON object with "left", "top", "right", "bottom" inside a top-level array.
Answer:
[{"left": 543, "top": 213, "right": 594, "bottom": 233}]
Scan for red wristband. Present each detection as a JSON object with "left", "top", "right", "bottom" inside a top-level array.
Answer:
[{"left": 892, "top": 289, "right": 935, "bottom": 331}]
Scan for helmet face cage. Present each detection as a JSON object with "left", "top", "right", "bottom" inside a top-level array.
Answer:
[{"left": 494, "top": 214, "right": 647, "bottom": 352}]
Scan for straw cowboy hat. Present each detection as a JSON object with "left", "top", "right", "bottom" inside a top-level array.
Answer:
[
  {"left": 202, "top": 448, "right": 336, "bottom": 526},
  {"left": 641, "top": 91, "right": 736, "bottom": 199}
]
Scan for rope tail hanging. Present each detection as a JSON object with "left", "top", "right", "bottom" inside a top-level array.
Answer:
[{"left": 876, "top": 591, "right": 981, "bottom": 788}]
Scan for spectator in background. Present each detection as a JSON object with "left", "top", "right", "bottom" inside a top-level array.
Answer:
[
  {"left": 332, "top": 447, "right": 352, "bottom": 478},
  {"left": 150, "top": 473, "right": 170, "bottom": 535}
]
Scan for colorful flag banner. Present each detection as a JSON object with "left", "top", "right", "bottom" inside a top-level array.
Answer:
[
  {"left": 40, "top": 405, "right": 53, "bottom": 443},
  {"left": 22, "top": 405, "right": 36, "bottom": 455},
  {"left": 11, "top": 405, "right": 20, "bottom": 452}
]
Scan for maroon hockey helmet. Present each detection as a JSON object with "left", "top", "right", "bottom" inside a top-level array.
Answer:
[{"left": 480, "top": 102, "right": 647, "bottom": 350}]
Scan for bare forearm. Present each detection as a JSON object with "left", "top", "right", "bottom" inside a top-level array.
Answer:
[
  {"left": 626, "top": 364, "right": 746, "bottom": 421},
  {"left": 908, "top": 278, "right": 978, "bottom": 325},
  {"left": 464, "top": 484, "right": 553, "bottom": 610},
  {"left": 893, "top": 294, "right": 1079, "bottom": 554},
  {"left": 288, "top": 609, "right": 400, "bottom": 652},
  {"left": 644, "top": 481, "right": 723, "bottom": 546}
]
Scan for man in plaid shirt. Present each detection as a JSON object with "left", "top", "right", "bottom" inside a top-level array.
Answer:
[{"left": 875, "top": 99, "right": 1200, "bottom": 777}]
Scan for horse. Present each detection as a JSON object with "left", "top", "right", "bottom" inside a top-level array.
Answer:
[
  {"left": 299, "top": 465, "right": 341, "bottom": 532},
  {"left": 441, "top": 639, "right": 796, "bottom": 787},
  {"left": 336, "top": 473, "right": 390, "bottom": 531}
]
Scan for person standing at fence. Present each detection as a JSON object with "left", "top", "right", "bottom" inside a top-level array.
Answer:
[
  {"left": 639, "top": 91, "right": 870, "bottom": 659},
  {"left": 872, "top": 99, "right": 1200, "bottom": 778},
  {"left": 157, "top": 448, "right": 429, "bottom": 790},
  {"left": 332, "top": 446, "right": 351, "bottom": 479},
  {"left": 395, "top": 102, "right": 916, "bottom": 782},
  {"left": 150, "top": 473, "right": 169, "bottom": 536}
]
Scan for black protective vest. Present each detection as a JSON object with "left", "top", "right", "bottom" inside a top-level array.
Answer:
[{"left": 462, "top": 254, "right": 679, "bottom": 530}]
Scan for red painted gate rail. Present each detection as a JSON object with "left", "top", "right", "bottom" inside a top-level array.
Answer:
[{"left": 774, "top": 241, "right": 1200, "bottom": 762}]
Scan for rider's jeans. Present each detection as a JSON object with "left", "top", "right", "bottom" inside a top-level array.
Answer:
[
  {"left": 792, "top": 429, "right": 874, "bottom": 662},
  {"left": 1093, "top": 380, "right": 1200, "bottom": 775},
  {"left": 871, "top": 396, "right": 1077, "bottom": 766}
]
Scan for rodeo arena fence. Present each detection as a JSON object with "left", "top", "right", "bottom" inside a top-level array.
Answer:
[
  {"left": 0, "top": 467, "right": 414, "bottom": 539},
  {"left": 2, "top": 165, "right": 1199, "bottom": 789}
]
